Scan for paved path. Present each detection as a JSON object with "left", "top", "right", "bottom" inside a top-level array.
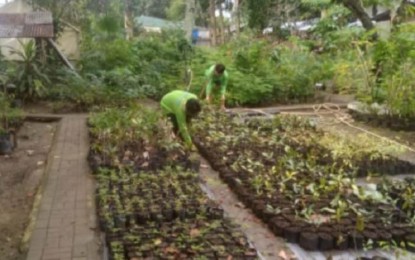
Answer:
[{"left": 26, "top": 115, "right": 100, "bottom": 260}]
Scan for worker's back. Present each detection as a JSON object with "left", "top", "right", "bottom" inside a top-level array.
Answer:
[{"left": 160, "top": 90, "right": 197, "bottom": 115}]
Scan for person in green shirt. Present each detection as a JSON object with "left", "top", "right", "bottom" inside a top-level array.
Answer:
[
  {"left": 205, "top": 63, "right": 228, "bottom": 110},
  {"left": 160, "top": 90, "right": 202, "bottom": 150}
]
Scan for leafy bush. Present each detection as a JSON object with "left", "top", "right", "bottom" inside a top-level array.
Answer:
[
  {"left": 75, "top": 29, "right": 190, "bottom": 104},
  {"left": 273, "top": 42, "right": 323, "bottom": 102},
  {"left": 327, "top": 50, "right": 374, "bottom": 95},
  {"left": 45, "top": 69, "right": 136, "bottom": 111},
  {"left": 189, "top": 35, "right": 321, "bottom": 107},
  {"left": 383, "top": 62, "right": 415, "bottom": 118},
  {"left": 373, "top": 23, "right": 415, "bottom": 79},
  {"left": 370, "top": 23, "right": 415, "bottom": 118},
  {"left": 0, "top": 92, "right": 24, "bottom": 133},
  {"left": 8, "top": 40, "right": 50, "bottom": 100},
  {"left": 80, "top": 38, "right": 135, "bottom": 72}
]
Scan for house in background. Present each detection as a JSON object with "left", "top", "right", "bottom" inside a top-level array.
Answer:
[
  {"left": 135, "top": 15, "right": 210, "bottom": 46},
  {"left": 0, "top": 0, "right": 81, "bottom": 61}
]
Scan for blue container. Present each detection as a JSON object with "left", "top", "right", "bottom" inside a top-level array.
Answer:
[{"left": 192, "top": 28, "right": 199, "bottom": 44}]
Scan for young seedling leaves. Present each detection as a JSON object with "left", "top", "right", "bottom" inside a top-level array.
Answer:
[{"left": 154, "top": 238, "right": 162, "bottom": 246}]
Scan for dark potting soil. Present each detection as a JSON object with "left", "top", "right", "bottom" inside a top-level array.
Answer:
[
  {"left": 92, "top": 161, "right": 258, "bottom": 259},
  {"left": 194, "top": 139, "right": 415, "bottom": 252},
  {"left": 349, "top": 111, "right": 415, "bottom": 132}
]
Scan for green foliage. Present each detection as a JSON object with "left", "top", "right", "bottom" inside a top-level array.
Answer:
[
  {"left": 273, "top": 40, "right": 325, "bottom": 100},
  {"left": 80, "top": 38, "right": 135, "bottom": 72},
  {"left": 46, "top": 28, "right": 190, "bottom": 110},
  {"left": 373, "top": 24, "right": 415, "bottom": 80},
  {"left": 382, "top": 62, "right": 415, "bottom": 118},
  {"left": 0, "top": 51, "right": 6, "bottom": 72},
  {"left": 324, "top": 49, "right": 374, "bottom": 95},
  {"left": 8, "top": 40, "right": 50, "bottom": 101},
  {"left": 301, "top": 0, "right": 332, "bottom": 8},
  {"left": 189, "top": 35, "right": 322, "bottom": 106},
  {"left": 245, "top": 0, "right": 272, "bottom": 31},
  {"left": 45, "top": 69, "right": 126, "bottom": 110},
  {"left": 135, "top": 0, "right": 171, "bottom": 18},
  {"left": 311, "top": 5, "right": 363, "bottom": 51},
  {"left": 167, "top": 0, "right": 186, "bottom": 21},
  {"left": 96, "top": 14, "right": 123, "bottom": 35},
  {"left": 0, "top": 92, "right": 24, "bottom": 132},
  {"left": 370, "top": 23, "right": 415, "bottom": 118},
  {"left": 89, "top": 104, "right": 160, "bottom": 144}
]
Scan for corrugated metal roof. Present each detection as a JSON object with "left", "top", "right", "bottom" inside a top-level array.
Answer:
[
  {"left": 0, "top": 11, "right": 53, "bottom": 38},
  {"left": 135, "top": 15, "right": 183, "bottom": 29}
]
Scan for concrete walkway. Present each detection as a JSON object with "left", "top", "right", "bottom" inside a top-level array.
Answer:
[{"left": 26, "top": 115, "right": 100, "bottom": 260}]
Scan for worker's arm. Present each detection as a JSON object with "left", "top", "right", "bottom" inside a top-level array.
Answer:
[
  {"left": 175, "top": 109, "right": 193, "bottom": 149},
  {"left": 204, "top": 66, "right": 215, "bottom": 103},
  {"left": 205, "top": 81, "right": 213, "bottom": 103},
  {"left": 220, "top": 75, "right": 228, "bottom": 110}
]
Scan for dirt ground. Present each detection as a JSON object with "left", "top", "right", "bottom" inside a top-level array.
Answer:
[{"left": 0, "top": 122, "right": 57, "bottom": 260}]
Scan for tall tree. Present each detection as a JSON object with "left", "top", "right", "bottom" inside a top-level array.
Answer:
[
  {"left": 196, "top": 0, "right": 210, "bottom": 27},
  {"left": 135, "top": 0, "right": 170, "bottom": 18},
  {"left": 246, "top": 0, "right": 271, "bottom": 31},
  {"left": 209, "top": 0, "right": 218, "bottom": 45},
  {"left": 184, "top": 0, "right": 196, "bottom": 41},
  {"left": 338, "top": 0, "right": 375, "bottom": 31},
  {"left": 167, "top": 0, "right": 186, "bottom": 21},
  {"left": 124, "top": 0, "right": 134, "bottom": 39},
  {"left": 392, "top": 0, "right": 414, "bottom": 25},
  {"left": 218, "top": 1, "right": 226, "bottom": 44},
  {"left": 232, "top": 0, "right": 241, "bottom": 36}
]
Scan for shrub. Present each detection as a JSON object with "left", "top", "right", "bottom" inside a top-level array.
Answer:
[
  {"left": 371, "top": 23, "right": 415, "bottom": 117},
  {"left": 8, "top": 40, "right": 50, "bottom": 101},
  {"left": 189, "top": 36, "right": 321, "bottom": 107}
]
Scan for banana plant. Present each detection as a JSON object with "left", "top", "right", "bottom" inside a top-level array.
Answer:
[{"left": 9, "top": 40, "right": 50, "bottom": 101}]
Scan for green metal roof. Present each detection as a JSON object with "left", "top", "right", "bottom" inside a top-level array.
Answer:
[{"left": 135, "top": 15, "right": 183, "bottom": 29}]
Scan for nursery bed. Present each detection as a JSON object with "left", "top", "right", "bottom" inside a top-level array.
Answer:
[
  {"left": 193, "top": 111, "right": 415, "bottom": 253},
  {"left": 88, "top": 106, "right": 259, "bottom": 259}
]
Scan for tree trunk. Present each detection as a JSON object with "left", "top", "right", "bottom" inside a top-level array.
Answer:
[
  {"left": 232, "top": 0, "right": 240, "bottom": 36},
  {"left": 218, "top": 2, "right": 226, "bottom": 44},
  {"left": 341, "top": 0, "right": 375, "bottom": 31},
  {"left": 124, "top": 0, "right": 134, "bottom": 40},
  {"left": 209, "top": 0, "right": 217, "bottom": 46},
  {"left": 341, "top": 0, "right": 377, "bottom": 40},
  {"left": 185, "top": 0, "right": 196, "bottom": 42},
  {"left": 393, "top": 0, "right": 410, "bottom": 25},
  {"left": 372, "top": 4, "right": 378, "bottom": 17}
]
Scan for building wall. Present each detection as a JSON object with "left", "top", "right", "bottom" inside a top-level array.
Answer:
[
  {"left": 56, "top": 27, "right": 80, "bottom": 60},
  {"left": 0, "top": 0, "right": 81, "bottom": 60},
  {"left": 0, "top": 27, "right": 81, "bottom": 61}
]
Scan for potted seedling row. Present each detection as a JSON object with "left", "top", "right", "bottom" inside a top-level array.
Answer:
[
  {"left": 105, "top": 217, "right": 258, "bottom": 260},
  {"left": 193, "top": 111, "right": 415, "bottom": 251}
]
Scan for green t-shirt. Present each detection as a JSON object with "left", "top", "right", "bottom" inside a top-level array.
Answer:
[
  {"left": 160, "top": 90, "right": 198, "bottom": 147},
  {"left": 205, "top": 65, "right": 229, "bottom": 96}
]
